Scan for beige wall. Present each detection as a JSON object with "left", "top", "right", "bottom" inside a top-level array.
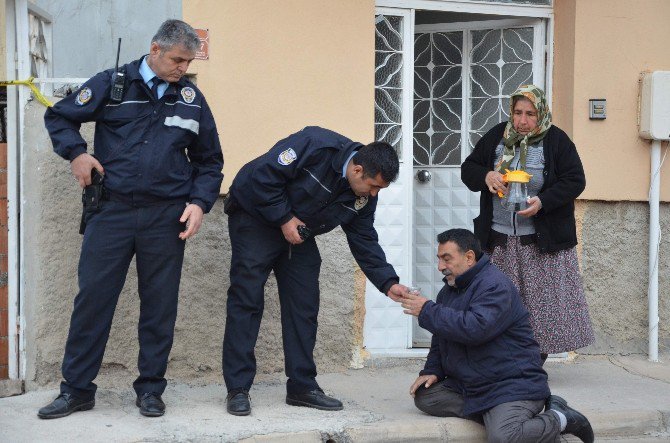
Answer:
[
  {"left": 184, "top": 0, "right": 375, "bottom": 192},
  {"left": 553, "top": 0, "right": 670, "bottom": 202}
]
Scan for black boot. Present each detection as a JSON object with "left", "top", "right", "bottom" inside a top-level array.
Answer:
[
  {"left": 135, "top": 392, "right": 166, "bottom": 417},
  {"left": 37, "top": 393, "right": 95, "bottom": 419},
  {"left": 226, "top": 389, "right": 251, "bottom": 416},
  {"left": 546, "top": 395, "right": 594, "bottom": 443},
  {"left": 286, "top": 388, "right": 343, "bottom": 411}
]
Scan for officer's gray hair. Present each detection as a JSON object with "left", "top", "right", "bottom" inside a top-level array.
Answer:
[{"left": 152, "top": 19, "right": 200, "bottom": 53}]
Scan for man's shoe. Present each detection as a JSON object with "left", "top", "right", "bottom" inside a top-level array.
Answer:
[
  {"left": 286, "top": 389, "right": 343, "bottom": 411},
  {"left": 226, "top": 390, "right": 251, "bottom": 416},
  {"left": 135, "top": 392, "right": 165, "bottom": 417},
  {"left": 546, "top": 395, "right": 594, "bottom": 443},
  {"left": 37, "top": 393, "right": 95, "bottom": 419}
]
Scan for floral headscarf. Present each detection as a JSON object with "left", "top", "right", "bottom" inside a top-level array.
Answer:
[{"left": 496, "top": 84, "right": 552, "bottom": 172}]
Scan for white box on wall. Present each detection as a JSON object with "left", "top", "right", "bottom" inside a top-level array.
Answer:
[{"left": 640, "top": 71, "right": 670, "bottom": 140}]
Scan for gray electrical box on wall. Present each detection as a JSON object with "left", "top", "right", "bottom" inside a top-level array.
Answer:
[
  {"left": 589, "top": 99, "right": 606, "bottom": 119},
  {"left": 640, "top": 71, "right": 670, "bottom": 140}
]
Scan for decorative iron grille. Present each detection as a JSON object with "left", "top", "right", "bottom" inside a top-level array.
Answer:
[{"left": 375, "top": 15, "right": 404, "bottom": 156}]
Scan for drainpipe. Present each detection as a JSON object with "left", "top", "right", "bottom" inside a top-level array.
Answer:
[{"left": 648, "top": 139, "right": 661, "bottom": 363}]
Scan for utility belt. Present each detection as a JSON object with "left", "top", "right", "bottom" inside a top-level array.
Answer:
[{"left": 79, "top": 173, "right": 188, "bottom": 234}]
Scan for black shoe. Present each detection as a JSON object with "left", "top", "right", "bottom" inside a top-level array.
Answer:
[
  {"left": 37, "top": 393, "right": 95, "bottom": 419},
  {"left": 546, "top": 395, "right": 594, "bottom": 443},
  {"left": 226, "top": 390, "right": 251, "bottom": 416},
  {"left": 135, "top": 392, "right": 165, "bottom": 417},
  {"left": 286, "top": 389, "right": 343, "bottom": 411}
]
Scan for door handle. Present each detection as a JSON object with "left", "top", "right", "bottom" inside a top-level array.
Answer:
[{"left": 416, "top": 170, "right": 431, "bottom": 183}]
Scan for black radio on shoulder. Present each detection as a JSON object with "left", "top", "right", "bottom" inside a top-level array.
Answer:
[{"left": 109, "top": 38, "right": 125, "bottom": 102}]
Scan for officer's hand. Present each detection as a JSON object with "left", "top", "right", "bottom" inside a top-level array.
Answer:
[
  {"left": 179, "top": 204, "right": 204, "bottom": 240},
  {"left": 71, "top": 153, "right": 104, "bottom": 188},
  {"left": 281, "top": 216, "right": 305, "bottom": 245},
  {"left": 386, "top": 283, "right": 408, "bottom": 302},
  {"left": 410, "top": 374, "right": 438, "bottom": 397}
]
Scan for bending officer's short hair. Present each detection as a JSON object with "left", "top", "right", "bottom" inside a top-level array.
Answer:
[
  {"left": 352, "top": 142, "right": 400, "bottom": 183},
  {"left": 437, "top": 228, "right": 482, "bottom": 260},
  {"left": 152, "top": 19, "right": 200, "bottom": 53}
]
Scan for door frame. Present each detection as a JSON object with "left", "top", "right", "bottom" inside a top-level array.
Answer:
[
  {"left": 4, "top": 0, "right": 54, "bottom": 381},
  {"left": 367, "top": 0, "right": 554, "bottom": 356}
]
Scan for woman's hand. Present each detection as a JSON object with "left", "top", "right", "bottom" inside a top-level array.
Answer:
[
  {"left": 485, "top": 171, "right": 507, "bottom": 195},
  {"left": 517, "top": 196, "right": 542, "bottom": 217}
]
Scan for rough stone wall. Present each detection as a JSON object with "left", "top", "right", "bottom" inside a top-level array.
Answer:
[
  {"left": 579, "top": 200, "right": 670, "bottom": 354},
  {"left": 22, "top": 101, "right": 358, "bottom": 389}
]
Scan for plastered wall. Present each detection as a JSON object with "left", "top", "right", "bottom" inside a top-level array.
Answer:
[
  {"left": 183, "top": 0, "right": 376, "bottom": 192},
  {"left": 553, "top": 0, "right": 670, "bottom": 202}
]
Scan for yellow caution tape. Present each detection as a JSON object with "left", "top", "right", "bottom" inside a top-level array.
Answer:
[{"left": 0, "top": 76, "right": 54, "bottom": 107}]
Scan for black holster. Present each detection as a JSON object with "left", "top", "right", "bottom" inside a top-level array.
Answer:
[{"left": 79, "top": 183, "right": 106, "bottom": 235}]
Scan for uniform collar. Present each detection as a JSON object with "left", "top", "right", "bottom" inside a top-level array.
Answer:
[
  {"left": 125, "top": 56, "right": 190, "bottom": 89},
  {"left": 138, "top": 58, "right": 157, "bottom": 85},
  {"left": 342, "top": 151, "right": 357, "bottom": 177},
  {"left": 331, "top": 141, "right": 362, "bottom": 177}
]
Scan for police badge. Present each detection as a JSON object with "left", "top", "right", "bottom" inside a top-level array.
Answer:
[
  {"left": 354, "top": 196, "right": 368, "bottom": 210},
  {"left": 75, "top": 87, "right": 93, "bottom": 106},
  {"left": 181, "top": 86, "right": 196, "bottom": 103},
  {"left": 278, "top": 148, "right": 297, "bottom": 166}
]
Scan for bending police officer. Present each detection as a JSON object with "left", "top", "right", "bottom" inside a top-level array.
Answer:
[
  {"left": 38, "top": 20, "right": 224, "bottom": 419},
  {"left": 223, "top": 126, "right": 408, "bottom": 416}
]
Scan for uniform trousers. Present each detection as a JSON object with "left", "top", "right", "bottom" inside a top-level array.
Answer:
[
  {"left": 223, "top": 209, "right": 322, "bottom": 394},
  {"left": 414, "top": 381, "right": 561, "bottom": 443},
  {"left": 60, "top": 200, "right": 186, "bottom": 400}
]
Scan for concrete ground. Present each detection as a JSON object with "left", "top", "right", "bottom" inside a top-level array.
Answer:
[{"left": 1, "top": 354, "right": 669, "bottom": 442}]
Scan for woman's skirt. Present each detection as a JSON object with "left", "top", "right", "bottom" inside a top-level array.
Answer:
[{"left": 488, "top": 236, "right": 595, "bottom": 354}]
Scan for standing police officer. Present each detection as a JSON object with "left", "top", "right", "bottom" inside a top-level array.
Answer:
[
  {"left": 38, "top": 20, "right": 223, "bottom": 419},
  {"left": 223, "top": 126, "right": 408, "bottom": 416}
]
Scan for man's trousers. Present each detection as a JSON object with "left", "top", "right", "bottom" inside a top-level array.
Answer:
[
  {"left": 223, "top": 209, "right": 322, "bottom": 394},
  {"left": 61, "top": 200, "right": 186, "bottom": 400},
  {"left": 414, "top": 381, "right": 561, "bottom": 443}
]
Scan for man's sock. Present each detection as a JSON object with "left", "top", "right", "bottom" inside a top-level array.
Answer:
[{"left": 551, "top": 409, "right": 567, "bottom": 431}]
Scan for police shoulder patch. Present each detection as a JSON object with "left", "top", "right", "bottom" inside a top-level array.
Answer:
[
  {"left": 278, "top": 148, "right": 298, "bottom": 166},
  {"left": 75, "top": 87, "right": 93, "bottom": 106},
  {"left": 354, "top": 196, "right": 368, "bottom": 210},
  {"left": 181, "top": 86, "right": 196, "bottom": 103}
]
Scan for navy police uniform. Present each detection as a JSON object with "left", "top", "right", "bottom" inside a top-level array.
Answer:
[
  {"left": 223, "top": 126, "right": 398, "bottom": 394},
  {"left": 44, "top": 56, "right": 223, "bottom": 401}
]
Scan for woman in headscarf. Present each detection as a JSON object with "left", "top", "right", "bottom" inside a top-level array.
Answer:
[{"left": 461, "top": 85, "right": 594, "bottom": 362}]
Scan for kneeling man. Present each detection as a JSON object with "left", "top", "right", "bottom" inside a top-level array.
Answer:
[{"left": 400, "top": 228, "right": 593, "bottom": 443}]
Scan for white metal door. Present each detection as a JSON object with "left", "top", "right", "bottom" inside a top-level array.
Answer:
[
  {"left": 412, "top": 19, "right": 546, "bottom": 346},
  {"left": 364, "top": 8, "right": 415, "bottom": 353}
]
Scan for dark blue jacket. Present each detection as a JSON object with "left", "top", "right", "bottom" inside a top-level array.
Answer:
[
  {"left": 44, "top": 56, "right": 224, "bottom": 212},
  {"left": 418, "top": 255, "right": 549, "bottom": 415},
  {"left": 229, "top": 126, "right": 399, "bottom": 293}
]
